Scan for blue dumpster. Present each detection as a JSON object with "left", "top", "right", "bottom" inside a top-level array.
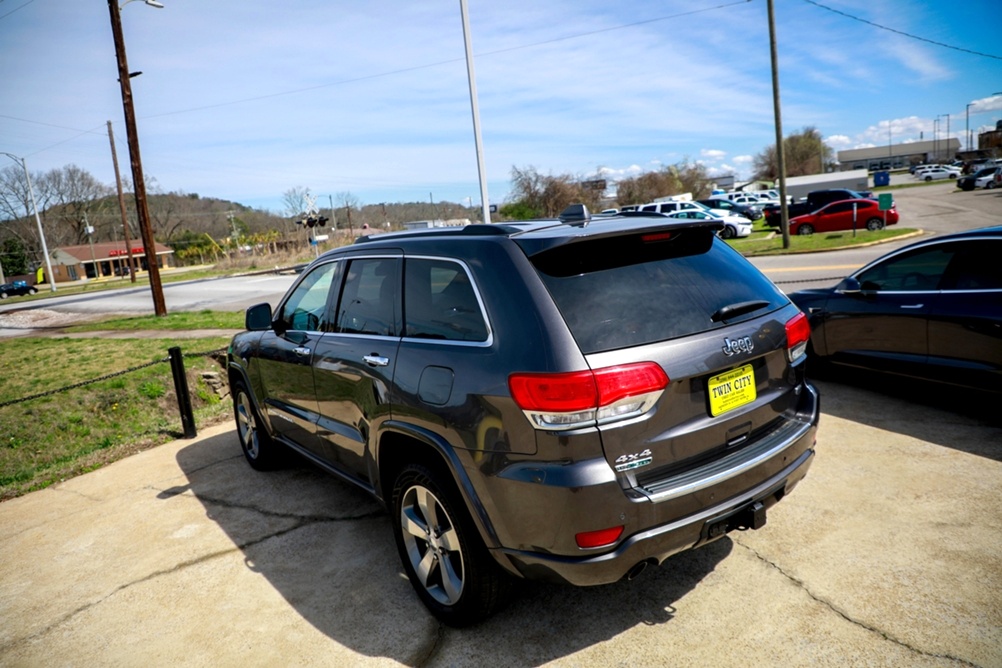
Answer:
[{"left": 873, "top": 170, "right": 890, "bottom": 187}]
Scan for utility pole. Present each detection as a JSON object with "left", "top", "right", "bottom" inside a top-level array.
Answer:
[
  {"left": 107, "top": 121, "right": 136, "bottom": 283},
  {"left": 108, "top": 0, "right": 166, "bottom": 315},
  {"left": 766, "top": 0, "right": 790, "bottom": 248}
]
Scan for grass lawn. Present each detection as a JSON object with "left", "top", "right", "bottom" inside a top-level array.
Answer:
[
  {"left": 0, "top": 333, "right": 234, "bottom": 500},
  {"left": 726, "top": 225, "right": 917, "bottom": 255}
]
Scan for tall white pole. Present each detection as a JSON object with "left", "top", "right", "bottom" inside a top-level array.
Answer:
[
  {"left": 460, "top": 0, "right": 491, "bottom": 224},
  {"left": 2, "top": 153, "right": 56, "bottom": 292}
]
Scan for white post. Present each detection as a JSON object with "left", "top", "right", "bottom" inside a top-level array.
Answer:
[{"left": 460, "top": 0, "right": 491, "bottom": 224}]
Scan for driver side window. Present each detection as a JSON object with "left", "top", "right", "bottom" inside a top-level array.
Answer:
[
  {"left": 858, "top": 246, "right": 954, "bottom": 292},
  {"left": 278, "top": 261, "right": 339, "bottom": 332}
]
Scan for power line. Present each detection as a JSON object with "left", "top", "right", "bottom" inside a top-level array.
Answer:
[{"left": 802, "top": 0, "right": 1002, "bottom": 61}]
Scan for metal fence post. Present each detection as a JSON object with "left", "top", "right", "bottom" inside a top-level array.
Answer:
[{"left": 168, "top": 346, "right": 197, "bottom": 439}]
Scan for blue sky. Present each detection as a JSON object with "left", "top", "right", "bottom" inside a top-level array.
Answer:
[{"left": 2, "top": 0, "right": 1000, "bottom": 215}]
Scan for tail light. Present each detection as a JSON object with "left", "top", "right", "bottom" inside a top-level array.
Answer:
[
  {"left": 509, "top": 362, "right": 669, "bottom": 431},
  {"left": 785, "top": 312, "right": 811, "bottom": 363}
]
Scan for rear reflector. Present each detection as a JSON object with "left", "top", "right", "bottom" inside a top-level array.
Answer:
[{"left": 575, "top": 525, "right": 624, "bottom": 549}]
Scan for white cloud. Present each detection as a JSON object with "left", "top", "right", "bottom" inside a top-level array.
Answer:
[
  {"left": 701, "top": 149, "right": 726, "bottom": 159},
  {"left": 732, "top": 155, "right": 753, "bottom": 165}
]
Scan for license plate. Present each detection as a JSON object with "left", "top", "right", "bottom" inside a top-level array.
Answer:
[{"left": 708, "top": 364, "right": 756, "bottom": 417}]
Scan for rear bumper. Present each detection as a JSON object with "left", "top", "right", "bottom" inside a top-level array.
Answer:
[
  {"left": 494, "top": 384, "right": 819, "bottom": 586},
  {"left": 499, "top": 446, "right": 814, "bottom": 586}
]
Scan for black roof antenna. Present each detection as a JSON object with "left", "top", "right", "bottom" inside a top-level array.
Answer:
[{"left": 558, "top": 203, "right": 591, "bottom": 225}]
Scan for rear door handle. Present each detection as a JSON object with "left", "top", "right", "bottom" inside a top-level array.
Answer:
[{"left": 363, "top": 354, "right": 390, "bottom": 367}]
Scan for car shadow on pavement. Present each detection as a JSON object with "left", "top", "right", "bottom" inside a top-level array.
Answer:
[
  {"left": 810, "top": 368, "right": 1001, "bottom": 461},
  {"left": 173, "top": 432, "right": 731, "bottom": 664}
]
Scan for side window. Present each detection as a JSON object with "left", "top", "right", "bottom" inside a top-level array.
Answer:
[
  {"left": 404, "top": 258, "right": 488, "bottom": 342},
  {"left": 942, "top": 242, "right": 1002, "bottom": 290},
  {"left": 858, "top": 246, "right": 955, "bottom": 292},
  {"left": 278, "top": 261, "right": 339, "bottom": 332},
  {"left": 335, "top": 257, "right": 400, "bottom": 336},
  {"left": 826, "top": 202, "right": 854, "bottom": 214}
]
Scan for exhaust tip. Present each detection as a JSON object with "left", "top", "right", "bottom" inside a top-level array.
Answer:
[{"left": 625, "top": 560, "right": 652, "bottom": 580}]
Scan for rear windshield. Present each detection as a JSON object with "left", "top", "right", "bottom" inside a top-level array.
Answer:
[{"left": 531, "top": 230, "right": 788, "bottom": 354}]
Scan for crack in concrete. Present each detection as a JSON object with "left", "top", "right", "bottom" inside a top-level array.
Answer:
[
  {"left": 733, "top": 539, "right": 982, "bottom": 668},
  {"left": 1, "top": 495, "right": 384, "bottom": 653},
  {"left": 413, "top": 620, "right": 446, "bottom": 667},
  {"left": 161, "top": 486, "right": 386, "bottom": 524}
]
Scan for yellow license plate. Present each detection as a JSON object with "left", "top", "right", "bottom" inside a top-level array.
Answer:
[{"left": 708, "top": 364, "right": 756, "bottom": 417}]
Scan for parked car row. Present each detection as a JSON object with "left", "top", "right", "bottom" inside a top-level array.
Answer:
[
  {"left": 604, "top": 200, "right": 754, "bottom": 238},
  {"left": 957, "top": 165, "right": 1002, "bottom": 191}
]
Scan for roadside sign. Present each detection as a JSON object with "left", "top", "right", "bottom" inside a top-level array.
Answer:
[{"left": 878, "top": 193, "right": 894, "bottom": 211}]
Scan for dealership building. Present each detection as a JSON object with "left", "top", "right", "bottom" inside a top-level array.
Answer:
[{"left": 837, "top": 138, "right": 961, "bottom": 172}]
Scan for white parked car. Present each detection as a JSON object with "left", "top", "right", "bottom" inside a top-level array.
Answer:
[
  {"left": 976, "top": 167, "right": 1002, "bottom": 189},
  {"left": 664, "top": 209, "right": 752, "bottom": 239},
  {"left": 638, "top": 200, "right": 730, "bottom": 217},
  {"left": 918, "top": 167, "right": 960, "bottom": 181}
]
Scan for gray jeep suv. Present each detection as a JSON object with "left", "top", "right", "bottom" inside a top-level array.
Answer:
[{"left": 227, "top": 207, "right": 819, "bottom": 626}]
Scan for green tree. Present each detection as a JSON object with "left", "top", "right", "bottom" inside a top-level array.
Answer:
[{"left": 0, "top": 237, "right": 30, "bottom": 275}]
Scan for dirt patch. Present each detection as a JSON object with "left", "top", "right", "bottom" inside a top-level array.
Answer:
[{"left": 0, "top": 309, "right": 108, "bottom": 334}]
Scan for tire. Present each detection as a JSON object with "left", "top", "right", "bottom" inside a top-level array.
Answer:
[
  {"left": 232, "top": 379, "right": 283, "bottom": 470},
  {"left": 391, "top": 463, "right": 513, "bottom": 627},
  {"left": 866, "top": 218, "right": 884, "bottom": 231},
  {"left": 0, "top": 292, "right": 7, "bottom": 299},
  {"left": 796, "top": 223, "right": 814, "bottom": 236},
  {"left": 720, "top": 225, "right": 735, "bottom": 239},
  {"left": 924, "top": 175, "right": 932, "bottom": 182},
  {"left": 28, "top": 287, "right": 38, "bottom": 295},
  {"left": 987, "top": 181, "right": 997, "bottom": 190}
]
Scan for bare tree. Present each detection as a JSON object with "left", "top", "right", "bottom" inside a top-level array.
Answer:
[
  {"left": 335, "top": 191, "right": 361, "bottom": 233},
  {"left": 616, "top": 161, "right": 714, "bottom": 205},
  {"left": 505, "top": 166, "right": 603, "bottom": 218},
  {"left": 282, "top": 186, "right": 313, "bottom": 219},
  {"left": 753, "top": 126, "right": 832, "bottom": 180}
]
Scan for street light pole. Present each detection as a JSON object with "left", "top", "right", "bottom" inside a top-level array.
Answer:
[
  {"left": 966, "top": 103, "right": 973, "bottom": 153},
  {"left": 1, "top": 152, "right": 56, "bottom": 292},
  {"left": 107, "top": 0, "right": 167, "bottom": 315},
  {"left": 459, "top": 0, "right": 491, "bottom": 225}
]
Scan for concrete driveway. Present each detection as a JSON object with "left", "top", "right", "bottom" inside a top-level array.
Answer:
[{"left": 1, "top": 378, "right": 1000, "bottom": 667}]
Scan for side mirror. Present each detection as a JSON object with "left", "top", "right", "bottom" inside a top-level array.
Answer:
[
  {"left": 245, "top": 302, "right": 274, "bottom": 331},
  {"left": 836, "top": 277, "right": 861, "bottom": 294}
]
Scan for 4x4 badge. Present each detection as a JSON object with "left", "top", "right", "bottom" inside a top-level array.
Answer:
[
  {"left": 615, "top": 449, "right": 653, "bottom": 472},
  {"left": 722, "top": 336, "right": 754, "bottom": 356}
]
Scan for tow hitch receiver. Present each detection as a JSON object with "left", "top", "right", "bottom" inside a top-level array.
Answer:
[
  {"left": 702, "top": 501, "right": 768, "bottom": 543},
  {"left": 736, "top": 501, "right": 767, "bottom": 531}
]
